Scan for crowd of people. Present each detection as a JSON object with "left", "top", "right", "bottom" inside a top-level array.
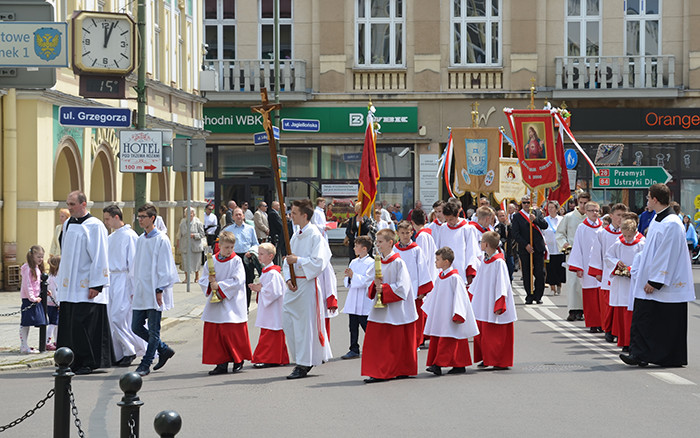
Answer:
[{"left": 15, "top": 183, "right": 694, "bottom": 381}]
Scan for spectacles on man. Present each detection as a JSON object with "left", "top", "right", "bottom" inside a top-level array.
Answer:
[
  {"left": 137, "top": 215, "right": 150, "bottom": 219},
  {"left": 522, "top": 201, "right": 530, "bottom": 204}
]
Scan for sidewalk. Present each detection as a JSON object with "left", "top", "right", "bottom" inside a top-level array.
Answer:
[{"left": 0, "top": 258, "right": 350, "bottom": 371}]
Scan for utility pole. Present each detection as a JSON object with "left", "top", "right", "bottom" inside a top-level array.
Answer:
[{"left": 134, "top": 0, "right": 147, "bottom": 232}]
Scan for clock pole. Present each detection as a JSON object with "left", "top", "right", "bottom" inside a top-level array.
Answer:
[{"left": 133, "top": 0, "right": 148, "bottom": 232}]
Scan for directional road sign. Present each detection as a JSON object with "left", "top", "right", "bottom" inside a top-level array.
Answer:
[
  {"left": 119, "top": 130, "right": 163, "bottom": 173},
  {"left": 281, "top": 118, "right": 320, "bottom": 132},
  {"left": 592, "top": 166, "right": 671, "bottom": 189},
  {"left": 59, "top": 106, "right": 131, "bottom": 128},
  {"left": 253, "top": 126, "right": 280, "bottom": 145}
]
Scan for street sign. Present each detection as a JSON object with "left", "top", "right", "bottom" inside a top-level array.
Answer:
[
  {"left": 172, "top": 138, "right": 206, "bottom": 172},
  {"left": 253, "top": 126, "right": 280, "bottom": 145},
  {"left": 0, "top": 22, "right": 68, "bottom": 67},
  {"left": 343, "top": 152, "right": 362, "bottom": 162},
  {"left": 565, "top": 149, "right": 578, "bottom": 169},
  {"left": 592, "top": 166, "right": 671, "bottom": 189},
  {"left": 277, "top": 154, "right": 287, "bottom": 183},
  {"left": 59, "top": 106, "right": 131, "bottom": 128},
  {"left": 119, "top": 130, "right": 163, "bottom": 173},
  {"left": 281, "top": 118, "right": 320, "bottom": 132}
]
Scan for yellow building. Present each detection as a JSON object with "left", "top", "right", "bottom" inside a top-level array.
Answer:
[{"left": 0, "top": 0, "right": 206, "bottom": 288}]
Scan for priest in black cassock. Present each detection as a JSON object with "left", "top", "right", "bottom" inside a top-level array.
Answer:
[
  {"left": 510, "top": 195, "right": 548, "bottom": 304},
  {"left": 620, "top": 184, "right": 695, "bottom": 367}
]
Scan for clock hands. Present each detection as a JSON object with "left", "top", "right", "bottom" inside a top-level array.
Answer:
[{"left": 103, "top": 21, "right": 118, "bottom": 48}]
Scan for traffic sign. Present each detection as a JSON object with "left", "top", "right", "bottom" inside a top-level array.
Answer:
[
  {"left": 281, "top": 118, "right": 320, "bottom": 132},
  {"left": 0, "top": 22, "right": 68, "bottom": 67},
  {"left": 253, "top": 126, "right": 280, "bottom": 145},
  {"left": 565, "top": 149, "right": 578, "bottom": 169},
  {"left": 592, "top": 166, "right": 671, "bottom": 189},
  {"left": 172, "top": 138, "right": 206, "bottom": 172},
  {"left": 59, "top": 106, "right": 131, "bottom": 127},
  {"left": 277, "top": 154, "right": 287, "bottom": 183},
  {"left": 119, "top": 130, "right": 163, "bottom": 173}
]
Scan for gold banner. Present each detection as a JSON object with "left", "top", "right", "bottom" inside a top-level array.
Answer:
[
  {"left": 493, "top": 157, "right": 527, "bottom": 204},
  {"left": 451, "top": 127, "right": 501, "bottom": 195}
]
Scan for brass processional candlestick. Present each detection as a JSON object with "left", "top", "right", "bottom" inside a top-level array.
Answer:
[
  {"left": 206, "top": 253, "right": 221, "bottom": 303},
  {"left": 373, "top": 252, "right": 386, "bottom": 309}
]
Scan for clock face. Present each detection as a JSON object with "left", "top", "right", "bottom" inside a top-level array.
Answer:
[{"left": 74, "top": 12, "right": 135, "bottom": 75}]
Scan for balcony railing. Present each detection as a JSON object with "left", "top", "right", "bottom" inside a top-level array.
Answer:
[
  {"left": 448, "top": 69, "right": 503, "bottom": 90},
  {"left": 203, "top": 59, "right": 306, "bottom": 93},
  {"left": 555, "top": 55, "right": 675, "bottom": 90}
]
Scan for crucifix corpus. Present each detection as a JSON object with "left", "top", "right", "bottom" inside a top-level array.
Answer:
[{"left": 251, "top": 88, "right": 296, "bottom": 287}]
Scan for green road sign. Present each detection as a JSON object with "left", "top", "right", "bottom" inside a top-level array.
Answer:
[
  {"left": 277, "top": 154, "right": 287, "bottom": 183},
  {"left": 592, "top": 166, "right": 671, "bottom": 189}
]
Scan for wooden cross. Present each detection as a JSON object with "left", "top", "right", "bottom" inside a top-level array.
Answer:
[{"left": 251, "top": 88, "right": 296, "bottom": 287}]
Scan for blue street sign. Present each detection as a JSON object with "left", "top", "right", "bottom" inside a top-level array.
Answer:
[
  {"left": 253, "top": 126, "right": 280, "bottom": 145},
  {"left": 281, "top": 118, "right": 320, "bottom": 132},
  {"left": 565, "top": 149, "right": 578, "bottom": 169},
  {"left": 59, "top": 106, "right": 132, "bottom": 128}
]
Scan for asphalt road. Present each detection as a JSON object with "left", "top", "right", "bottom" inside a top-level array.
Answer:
[{"left": 1, "top": 271, "right": 699, "bottom": 438}]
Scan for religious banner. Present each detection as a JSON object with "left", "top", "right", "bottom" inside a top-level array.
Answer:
[
  {"left": 451, "top": 127, "right": 501, "bottom": 194},
  {"left": 493, "top": 157, "right": 527, "bottom": 204},
  {"left": 504, "top": 109, "right": 559, "bottom": 190}
]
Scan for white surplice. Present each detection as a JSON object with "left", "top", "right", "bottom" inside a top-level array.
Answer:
[
  {"left": 438, "top": 219, "right": 480, "bottom": 282},
  {"left": 589, "top": 225, "right": 622, "bottom": 290},
  {"left": 132, "top": 229, "right": 179, "bottom": 311},
  {"left": 414, "top": 228, "right": 438, "bottom": 282},
  {"left": 283, "top": 222, "right": 333, "bottom": 366},
  {"left": 556, "top": 208, "right": 585, "bottom": 310},
  {"left": 367, "top": 252, "right": 418, "bottom": 325},
  {"left": 394, "top": 242, "right": 433, "bottom": 297},
  {"left": 311, "top": 206, "right": 328, "bottom": 240},
  {"left": 255, "top": 264, "right": 286, "bottom": 330},
  {"left": 198, "top": 253, "right": 247, "bottom": 323},
  {"left": 318, "top": 263, "right": 339, "bottom": 319},
  {"left": 106, "top": 225, "right": 145, "bottom": 358},
  {"left": 470, "top": 253, "right": 517, "bottom": 324},
  {"left": 426, "top": 219, "right": 443, "bottom": 248},
  {"left": 342, "top": 255, "right": 374, "bottom": 316},
  {"left": 422, "top": 268, "right": 479, "bottom": 339},
  {"left": 604, "top": 234, "right": 645, "bottom": 308},
  {"left": 567, "top": 218, "right": 602, "bottom": 289},
  {"left": 56, "top": 216, "right": 110, "bottom": 304}
]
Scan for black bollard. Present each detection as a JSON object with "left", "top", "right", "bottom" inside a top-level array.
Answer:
[
  {"left": 118, "top": 372, "right": 144, "bottom": 438},
  {"left": 39, "top": 273, "right": 49, "bottom": 352},
  {"left": 53, "top": 348, "right": 74, "bottom": 438},
  {"left": 153, "top": 410, "right": 182, "bottom": 437}
]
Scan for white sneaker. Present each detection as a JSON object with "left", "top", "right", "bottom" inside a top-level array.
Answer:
[{"left": 20, "top": 347, "right": 40, "bottom": 354}]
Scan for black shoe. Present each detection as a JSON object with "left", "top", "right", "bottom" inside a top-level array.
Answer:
[
  {"left": 447, "top": 367, "right": 466, "bottom": 374},
  {"left": 135, "top": 364, "right": 150, "bottom": 376},
  {"left": 363, "top": 377, "right": 387, "bottom": 384},
  {"left": 605, "top": 332, "right": 616, "bottom": 343},
  {"left": 619, "top": 354, "right": 648, "bottom": 367},
  {"left": 566, "top": 312, "right": 576, "bottom": 322},
  {"left": 287, "top": 365, "right": 312, "bottom": 379},
  {"left": 153, "top": 347, "right": 175, "bottom": 371},
  {"left": 253, "top": 363, "right": 275, "bottom": 368},
  {"left": 232, "top": 362, "right": 244, "bottom": 372},
  {"left": 621, "top": 346, "right": 630, "bottom": 353},
  {"left": 524, "top": 300, "right": 533, "bottom": 305},
  {"left": 426, "top": 365, "right": 442, "bottom": 376},
  {"left": 116, "top": 355, "right": 136, "bottom": 367},
  {"left": 575, "top": 312, "right": 584, "bottom": 321},
  {"left": 477, "top": 361, "right": 487, "bottom": 368},
  {"left": 493, "top": 366, "right": 510, "bottom": 370},
  {"left": 208, "top": 363, "right": 228, "bottom": 375},
  {"left": 536, "top": 300, "right": 543, "bottom": 304},
  {"left": 73, "top": 366, "right": 92, "bottom": 375},
  {"left": 341, "top": 351, "right": 360, "bottom": 360}
]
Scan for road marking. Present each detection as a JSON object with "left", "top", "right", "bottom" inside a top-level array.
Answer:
[{"left": 648, "top": 372, "right": 696, "bottom": 385}]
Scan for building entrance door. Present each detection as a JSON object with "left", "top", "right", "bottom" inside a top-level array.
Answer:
[{"left": 219, "top": 178, "right": 275, "bottom": 210}]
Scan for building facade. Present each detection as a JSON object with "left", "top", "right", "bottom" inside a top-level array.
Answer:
[
  {"left": 202, "top": 0, "right": 700, "bottom": 222},
  {"left": 0, "top": 0, "right": 206, "bottom": 288}
]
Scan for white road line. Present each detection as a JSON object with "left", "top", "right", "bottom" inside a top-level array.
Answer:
[{"left": 648, "top": 372, "right": 696, "bottom": 385}]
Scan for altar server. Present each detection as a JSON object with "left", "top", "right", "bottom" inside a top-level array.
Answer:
[
  {"left": 439, "top": 200, "right": 480, "bottom": 283},
  {"left": 199, "top": 231, "right": 252, "bottom": 375},
  {"left": 605, "top": 219, "right": 645, "bottom": 351},
  {"left": 340, "top": 236, "right": 375, "bottom": 360},
  {"left": 467, "top": 206, "right": 496, "bottom": 273},
  {"left": 426, "top": 200, "right": 446, "bottom": 248},
  {"left": 103, "top": 205, "right": 146, "bottom": 367},
  {"left": 283, "top": 199, "right": 333, "bottom": 379},
  {"left": 567, "top": 201, "right": 603, "bottom": 332},
  {"left": 621, "top": 184, "right": 696, "bottom": 367},
  {"left": 470, "top": 232, "right": 517, "bottom": 369},
  {"left": 410, "top": 208, "right": 438, "bottom": 282},
  {"left": 422, "top": 246, "right": 479, "bottom": 376},
  {"left": 361, "top": 229, "right": 418, "bottom": 383},
  {"left": 131, "top": 204, "right": 180, "bottom": 377}
]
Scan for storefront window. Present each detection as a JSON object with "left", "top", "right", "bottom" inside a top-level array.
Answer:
[
  {"left": 281, "top": 146, "right": 318, "bottom": 178},
  {"left": 377, "top": 180, "right": 413, "bottom": 219},
  {"left": 218, "top": 145, "right": 273, "bottom": 178},
  {"left": 286, "top": 180, "right": 319, "bottom": 202}
]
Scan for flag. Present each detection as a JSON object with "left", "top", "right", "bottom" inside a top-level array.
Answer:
[
  {"left": 549, "top": 127, "right": 572, "bottom": 206},
  {"left": 443, "top": 129, "right": 456, "bottom": 197},
  {"left": 358, "top": 112, "right": 380, "bottom": 217}
]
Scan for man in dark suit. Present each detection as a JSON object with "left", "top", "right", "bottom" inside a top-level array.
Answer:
[
  {"left": 268, "top": 200, "right": 285, "bottom": 265},
  {"left": 511, "top": 196, "right": 548, "bottom": 304}
]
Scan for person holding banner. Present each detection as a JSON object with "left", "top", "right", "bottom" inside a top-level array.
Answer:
[{"left": 510, "top": 196, "right": 548, "bottom": 304}]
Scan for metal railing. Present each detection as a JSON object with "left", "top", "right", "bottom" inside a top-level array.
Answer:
[
  {"left": 555, "top": 55, "right": 676, "bottom": 90},
  {"left": 203, "top": 59, "right": 307, "bottom": 93}
]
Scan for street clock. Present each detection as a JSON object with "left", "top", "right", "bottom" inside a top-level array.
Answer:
[{"left": 72, "top": 11, "right": 136, "bottom": 76}]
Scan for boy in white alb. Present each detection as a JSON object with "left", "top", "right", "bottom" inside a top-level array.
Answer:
[
  {"left": 567, "top": 201, "right": 603, "bottom": 332},
  {"left": 470, "top": 232, "right": 517, "bottom": 369},
  {"left": 605, "top": 219, "right": 645, "bottom": 351},
  {"left": 198, "top": 231, "right": 253, "bottom": 375},
  {"left": 132, "top": 204, "right": 180, "bottom": 377},
  {"left": 439, "top": 200, "right": 480, "bottom": 284},
  {"left": 466, "top": 207, "right": 496, "bottom": 277},
  {"left": 395, "top": 221, "right": 434, "bottom": 349},
  {"left": 249, "top": 243, "right": 289, "bottom": 368},
  {"left": 423, "top": 246, "right": 479, "bottom": 376},
  {"left": 588, "top": 203, "right": 628, "bottom": 343},
  {"left": 361, "top": 229, "right": 418, "bottom": 383},
  {"left": 340, "top": 236, "right": 375, "bottom": 360},
  {"left": 411, "top": 208, "right": 438, "bottom": 282},
  {"left": 426, "top": 200, "right": 446, "bottom": 248}
]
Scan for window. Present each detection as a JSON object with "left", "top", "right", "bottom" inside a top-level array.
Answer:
[
  {"left": 153, "top": 0, "right": 161, "bottom": 80},
  {"left": 260, "top": 0, "right": 292, "bottom": 60},
  {"left": 625, "top": 0, "right": 660, "bottom": 56},
  {"left": 355, "top": 0, "right": 405, "bottom": 67},
  {"left": 451, "top": 0, "right": 501, "bottom": 66},
  {"left": 565, "top": 0, "right": 601, "bottom": 56},
  {"left": 204, "top": 0, "right": 236, "bottom": 60}
]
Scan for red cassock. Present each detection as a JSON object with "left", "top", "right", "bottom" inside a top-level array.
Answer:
[
  {"left": 568, "top": 218, "right": 603, "bottom": 327},
  {"left": 252, "top": 264, "right": 290, "bottom": 365}
]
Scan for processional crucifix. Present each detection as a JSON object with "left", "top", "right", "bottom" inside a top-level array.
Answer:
[{"left": 251, "top": 88, "right": 296, "bottom": 287}]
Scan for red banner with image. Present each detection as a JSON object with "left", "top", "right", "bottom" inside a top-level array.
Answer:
[{"left": 506, "top": 109, "right": 560, "bottom": 191}]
